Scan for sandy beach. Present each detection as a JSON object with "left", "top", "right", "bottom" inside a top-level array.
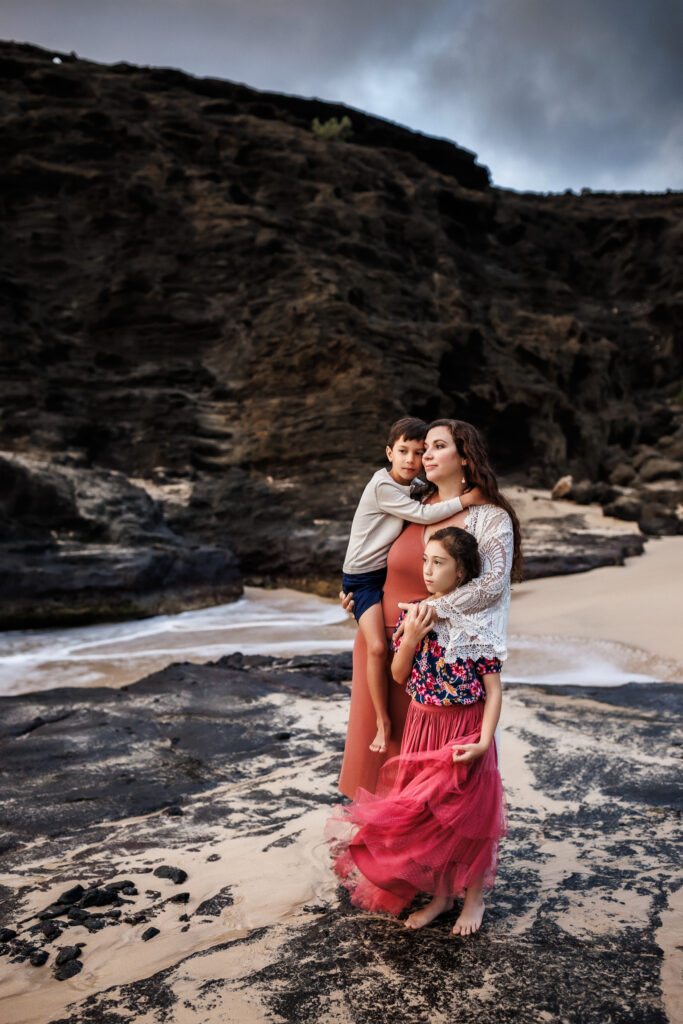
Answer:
[{"left": 510, "top": 535, "right": 683, "bottom": 675}]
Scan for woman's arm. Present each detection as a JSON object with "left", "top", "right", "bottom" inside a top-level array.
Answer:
[
  {"left": 452, "top": 673, "right": 502, "bottom": 764},
  {"left": 428, "top": 507, "right": 514, "bottom": 617}
]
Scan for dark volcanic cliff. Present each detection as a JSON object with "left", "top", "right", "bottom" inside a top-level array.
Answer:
[{"left": 0, "top": 40, "right": 681, "bottom": 622}]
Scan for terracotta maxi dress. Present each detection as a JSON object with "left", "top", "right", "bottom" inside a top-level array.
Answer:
[{"left": 338, "top": 523, "right": 426, "bottom": 799}]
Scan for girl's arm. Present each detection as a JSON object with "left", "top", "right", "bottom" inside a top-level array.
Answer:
[
  {"left": 390, "top": 604, "right": 433, "bottom": 684},
  {"left": 452, "top": 673, "right": 502, "bottom": 764}
]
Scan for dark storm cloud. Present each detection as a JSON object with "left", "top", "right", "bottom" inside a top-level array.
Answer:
[{"left": 3, "top": 0, "right": 681, "bottom": 190}]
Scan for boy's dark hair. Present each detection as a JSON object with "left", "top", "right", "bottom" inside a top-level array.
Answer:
[
  {"left": 428, "top": 527, "right": 480, "bottom": 586},
  {"left": 386, "top": 416, "right": 428, "bottom": 448}
]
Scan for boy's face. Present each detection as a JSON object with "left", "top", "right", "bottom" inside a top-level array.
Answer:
[{"left": 386, "top": 436, "right": 425, "bottom": 484}]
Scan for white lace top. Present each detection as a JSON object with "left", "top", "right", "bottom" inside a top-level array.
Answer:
[{"left": 426, "top": 504, "right": 514, "bottom": 663}]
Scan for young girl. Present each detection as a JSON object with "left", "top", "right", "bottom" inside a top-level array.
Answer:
[{"left": 329, "top": 527, "right": 507, "bottom": 937}]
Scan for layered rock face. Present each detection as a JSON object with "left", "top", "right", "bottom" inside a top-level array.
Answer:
[{"left": 0, "top": 40, "right": 681, "bottom": 620}]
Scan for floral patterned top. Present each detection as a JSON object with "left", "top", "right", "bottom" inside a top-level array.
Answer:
[{"left": 391, "top": 609, "right": 501, "bottom": 706}]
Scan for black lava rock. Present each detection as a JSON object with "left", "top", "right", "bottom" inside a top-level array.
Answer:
[
  {"left": 38, "top": 903, "right": 66, "bottom": 920},
  {"left": 164, "top": 805, "right": 184, "bottom": 816},
  {"left": 58, "top": 883, "right": 85, "bottom": 904},
  {"left": 0, "top": 928, "right": 17, "bottom": 942},
  {"left": 84, "top": 917, "right": 107, "bottom": 933},
  {"left": 54, "top": 958, "right": 83, "bottom": 981},
  {"left": 169, "top": 892, "right": 190, "bottom": 904},
  {"left": 41, "top": 920, "right": 63, "bottom": 940},
  {"left": 141, "top": 927, "right": 160, "bottom": 941},
  {"left": 30, "top": 950, "right": 49, "bottom": 967},
  {"left": 81, "top": 886, "right": 117, "bottom": 907},
  {"left": 121, "top": 885, "right": 138, "bottom": 895},
  {"left": 153, "top": 865, "right": 187, "bottom": 885},
  {"left": 0, "top": 944, "right": 10, "bottom": 956},
  {"left": 67, "top": 907, "right": 90, "bottom": 921},
  {"left": 55, "top": 945, "right": 82, "bottom": 966}
]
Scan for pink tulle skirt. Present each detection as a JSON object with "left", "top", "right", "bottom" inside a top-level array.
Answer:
[{"left": 327, "top": 699, "right": 508, "bottom": 915}]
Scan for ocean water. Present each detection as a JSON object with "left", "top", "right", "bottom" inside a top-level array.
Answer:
[{"left": 0, "top": 587, "right": 673, "bottom": 697}]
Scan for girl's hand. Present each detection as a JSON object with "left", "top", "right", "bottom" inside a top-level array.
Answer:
[
  {"left": 339, "top": 590, "right": 355, "bottom": 618},
  {"left": 401, "top": 602, "right": 434, "bottom": 646},
  {"left": 452, "top": 741, "right": 488, "bottom": 764},
  {"left": 397, "top": 601, "right": 438, "bottom": 626}
]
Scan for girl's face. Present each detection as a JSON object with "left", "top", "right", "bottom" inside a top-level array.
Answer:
[
  {"left": 423, "top": 539, "right": 459, "bottom": 597},
  {"left": 422, "top": 426, "right": 466, "bottom": 484}
]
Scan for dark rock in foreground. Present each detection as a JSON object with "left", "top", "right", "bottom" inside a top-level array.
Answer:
[{"left": 0, "top": 653, "right": 680, "bottom": 1022}]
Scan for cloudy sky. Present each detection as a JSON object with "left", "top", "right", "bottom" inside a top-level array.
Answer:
[{"left": 4, "top": 0, "right": 682, "bottom": 192}]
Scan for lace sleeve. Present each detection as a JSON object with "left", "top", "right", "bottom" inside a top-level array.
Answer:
[{"left": 428, "top": 507, "right": 513, "bottom": 617}]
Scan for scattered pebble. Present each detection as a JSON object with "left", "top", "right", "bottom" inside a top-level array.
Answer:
[
  {"left": 55, "top": 945, "right": 81, "bottom": 966},
  {"left": 30, "top": 950, "right": 49, "bottom": 967},
  {"left": 141, "top": 927, "right": 160, "bottom": 941},
  {"left": 206, "top": 854, "right": 221, "bottom": 862},
  {"left": 54, "top": 959, "right": 83, "bottom": 981},
  {"left": 153, "top": 865, "right": 187, "bottom": 885},
  {"left": 0, "top": 928, "right": 17, "bottom": 942},
  {"left": 41, "top": 920, "right": 62, "bottom": 940},
  {"left": 169, "top": 892, "right": 190, "bottom": 904}
]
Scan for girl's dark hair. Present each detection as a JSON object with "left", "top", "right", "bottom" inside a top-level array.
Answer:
[
  {"left": 429, "top": 527, "right": 480, "bottom": 586},
  {"left": 386, "top": 416, "right": 428, "bottom": 448},
  {"left": 423, "top": 419, "right": 524, "bottom": 582}
]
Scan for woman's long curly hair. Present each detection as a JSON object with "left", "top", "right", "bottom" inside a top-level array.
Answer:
[{"left": 421, "top": 418, "right": 524, "bottom": 582}]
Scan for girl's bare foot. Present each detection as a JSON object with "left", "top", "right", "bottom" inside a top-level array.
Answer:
[
  {"left": 405, "top": 894, "right": 454, "bottom": 929},
  {"left": 369, "top": 717, "right": 391, "bottom": 753},
  {"left": 452, "top": 889, "right": 485, "bottom": 937}
]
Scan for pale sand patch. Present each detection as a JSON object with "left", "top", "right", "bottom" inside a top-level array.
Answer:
[{"left": 509, "top": 535, "right": 683, "bottom": 674}]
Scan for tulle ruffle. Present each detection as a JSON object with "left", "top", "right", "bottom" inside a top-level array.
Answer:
[{"left": 327, "top": 700, "right": 507, "bottom": 915}]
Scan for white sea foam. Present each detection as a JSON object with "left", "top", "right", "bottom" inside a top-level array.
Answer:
[{"left": 0, "top": 587, "right": 673, "bottom": 696}]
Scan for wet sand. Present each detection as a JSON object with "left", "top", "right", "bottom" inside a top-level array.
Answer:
[{"left": 510, "top": 535, "right": 683, "bottom": 678}]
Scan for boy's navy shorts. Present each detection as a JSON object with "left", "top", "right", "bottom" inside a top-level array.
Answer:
[{"left": 341, "top": 568, "right": 387, "bottom": 624}]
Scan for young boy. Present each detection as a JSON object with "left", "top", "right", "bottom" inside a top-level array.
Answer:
[{"left": 341, "top": 417, "right": 484, "bottom": 754}]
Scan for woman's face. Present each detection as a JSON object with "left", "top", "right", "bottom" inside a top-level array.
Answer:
[
  {"left": 422, "top": 426, "right": 465, "bottom": 484},
  {"left": 423, "top": 539, "right": 459, "bottom": 596}
]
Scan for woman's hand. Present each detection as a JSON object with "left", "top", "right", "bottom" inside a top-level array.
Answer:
[
  {"left": 401, "top": 602, "right": 434, "bottom": 646},
  {"left": 339, "top": 590, "right": 355, "bottom": 618},
  {"left": 452, "top": 741, "right": 489, "bottom": 764}
]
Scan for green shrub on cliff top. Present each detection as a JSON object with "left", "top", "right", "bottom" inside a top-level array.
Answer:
[{"left": 311, "top": 116, "right": 353, "bottom": 142}]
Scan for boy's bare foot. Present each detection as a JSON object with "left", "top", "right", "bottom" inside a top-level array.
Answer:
[
  {"left": 405, "top": 894, "right": 454, "bottom": 929},
  {"left": 369, "top": 718, "right": 391, "bottom": 753},
  {"left": 452, "top": 890, "right": 485, "bottom": 937}
]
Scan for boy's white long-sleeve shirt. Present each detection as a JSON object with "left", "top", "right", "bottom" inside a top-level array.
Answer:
[{"left": 342, "top": 469, "right": 463, "bottom": 574}]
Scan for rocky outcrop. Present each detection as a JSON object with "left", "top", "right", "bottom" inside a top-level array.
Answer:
[
  {"left": 0, "top": 452, "right": 241, "bottom": 627},
  {"left": 0, "top": 40, "right": 681, "bottom": 618},
  {"left": 0, "top": 655, "right": 680, "bottom": 1022}
]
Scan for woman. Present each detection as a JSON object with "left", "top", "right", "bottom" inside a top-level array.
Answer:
[{"left": 338, "top": 418, "right": 522, "bottom": 801}]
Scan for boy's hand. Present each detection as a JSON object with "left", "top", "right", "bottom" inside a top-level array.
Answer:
[
  {"left": 452, "top": 741, "right": 488, "bottom": 764},
  {"left": 401, "top": 602, "right": 434, "bottom": 645},
  {"left": 460, "top": 486, "right": 487, "bottom": 508},
  {"left": 339, "top": 590, "right": 355, "bottom": 617}
]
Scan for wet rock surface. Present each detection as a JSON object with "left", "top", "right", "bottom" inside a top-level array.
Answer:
[
  {"left": 0, "top": 654, "right": 680, "bottom": 1023},
  {"left": 0, "top": 40, "right": 681, "bottom": 623},
  {"left": 0, "top": 451, "right": 242, "bottom": 628}
]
